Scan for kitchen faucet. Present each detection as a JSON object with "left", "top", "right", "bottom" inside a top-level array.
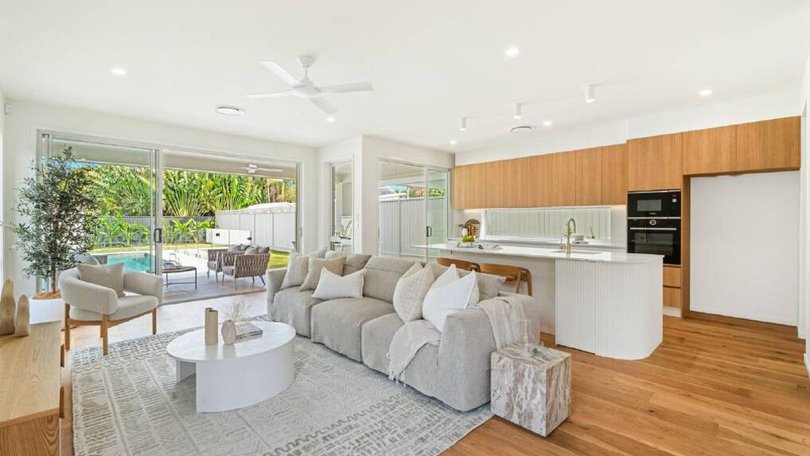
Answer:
[{"left": 565, "top": 218, "right": 577, "bottom": 255}]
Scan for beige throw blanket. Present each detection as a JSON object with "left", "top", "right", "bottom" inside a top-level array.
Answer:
[
  {"left": 388, "top": 320, "right": 440, "bottom": 382},
  {"left": 387, "top": 294, "right": 533, "bottom": 382}
]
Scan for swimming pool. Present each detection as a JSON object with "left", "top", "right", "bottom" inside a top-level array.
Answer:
[{"left": 105, "top": 252, "right": 155, "bottom": 272}]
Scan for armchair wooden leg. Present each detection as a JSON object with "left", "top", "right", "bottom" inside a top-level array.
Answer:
[
  {"left": 101, "top": 315, "right": 109, "bottom": 356},
  {"left": 152, "top": 308, "right": 157, "bottom": 335},
  {"left": 64, "top": 304, "right": 71, "bottom": 351}
]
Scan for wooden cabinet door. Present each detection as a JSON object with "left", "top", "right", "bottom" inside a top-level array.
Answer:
[
  {"left": 627, "top": 133, "right": 683, "bottom": 191},
  {"left": 551, "top": 151, "right": 577, "bottom": 206},
  {"left": 600, "top": 144, "right": 627, "bottom": 205},
  {"left": 485, "top": 161, "right": 505, "bottom": 208},
  {"left": 503, "top": 157, "right": 530, "bottom": 207},
  {"left": 465, "top": 163, "right": 488, "bottom": 209},
  {"left": 575, "top": 147, "right": 602, "bottom": 206},
  {"left": 451, "top": 166, "right": 465, "bottom": 209},
  {"left": 735, "top": 117, "right": 800, "bottom": 172},
  {"left": 682, "top": 125, "right": 736, "bottom": 175},
  {"left": 528, "top": 154, "right": 553, "bottom": 207}
]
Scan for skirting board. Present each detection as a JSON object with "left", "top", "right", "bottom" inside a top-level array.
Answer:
[{"left": 663, "top": 306, "right": 682, "bottom": 318}]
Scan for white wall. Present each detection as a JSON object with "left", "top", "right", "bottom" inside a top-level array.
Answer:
[
  {"left": 0, "top": 87, "right": 5, "bottom": 282},
  {"left": 691, "top": 172, "right": 799, "bottom": 325},
  {"left": 2, "top": 99, "right": 318, "bottom": 296},
  {"left": 456, "top": 87, "right": 799, "bottom": 165},
  {"left": 800, "top": 47, "right": 810, "bottom": 373}
]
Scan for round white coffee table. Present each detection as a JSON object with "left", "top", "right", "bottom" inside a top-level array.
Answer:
[{"left": 166, "top": 321, "right": 295, "bottom": 413}]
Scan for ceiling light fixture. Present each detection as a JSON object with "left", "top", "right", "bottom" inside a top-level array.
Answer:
[
  {"left": 542, "top": 120, "right": 553, "bottom": 127},
  {"left": 110, "top": 67, "right": 127, "bottom": 77},
  {"left": 459, "top": 117, "right": 468, "bottom": 132},
  {"left": 326, "top": 115, "right": 336, "bottom": 123},
  {"left": 505, "top": 47, "right": 520, "bottom": 58},
  {"left": 585, "top": 84, "right": 596, "bottom": 103},
  {"left": 215, "top": 105, "right": 245, "bottom": 116},
  {"left": 510, "top": 125, "right": 534, "bottom": 134},
  {"left": 513, "top": 103, "right": 523, "bottom": 119},
  {"left": 449, "top": 140, "right": 457, "bottom": 145},
  {"left": 699, "top": 88, "right": 713, "bottom": 97}
]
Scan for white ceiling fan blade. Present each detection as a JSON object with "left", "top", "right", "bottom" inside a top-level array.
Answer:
[
  {"left": 320, "top": 82, "right": 373, "bottom": 93},
  {"left": 244, "top": 89, "right": 294, "bottom": 99},
  {"left": 259, "top": 61, "right": 299, "bottom": 86},
  {"left": 310, "top": 97, "right": 337, "bottom": 114}
]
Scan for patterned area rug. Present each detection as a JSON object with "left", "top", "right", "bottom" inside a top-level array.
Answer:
[{"left": 71, "top": 323, "right": 492, "bottom": 455}]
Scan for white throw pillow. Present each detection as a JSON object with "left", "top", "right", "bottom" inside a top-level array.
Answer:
[
  {"left": 280, "top": 252, "right": 308, "bottom": 289},
  {"left": 422, "top": 266, "right": 480, "bottom": 332},
  {"left": 393, "top": 263, "right": 435, "bottom": 322},
  {"left": 312, "top": 269, "right": 365, "bottom": 300}
]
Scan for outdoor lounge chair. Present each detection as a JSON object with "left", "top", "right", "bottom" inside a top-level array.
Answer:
[{"left": 222, "top": 252, "right": 270, "bottom": 289}]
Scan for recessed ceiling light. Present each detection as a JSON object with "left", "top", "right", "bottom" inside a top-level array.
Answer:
[
  {"left": 585, "top": 84, "right": 596, "bottom": 103},
  {"left": 449, "top": 139, "right": 457, "bottom": 145},
  {"left": 110, "top": 67, "right": 127, "bottom": 77},
  {"left": 542, "top": 120, "right": 553, "bottom": 127},
  {"left": 505, "top": 47, "right": 520, "bottom": 58},
  {"left": 326, "top": 115, "right": 336, "bottom": 123},
  {"left": 699, "top": 88, "right": 713, "bottom": 97},
  {"left": 214, "top": 105, "right": 245, "bottom": 116},
  {"left": 510, "top": 125, "right": 534, "bottom": 134}
]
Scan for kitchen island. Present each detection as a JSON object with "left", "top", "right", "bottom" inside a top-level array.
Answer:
[{"left": 427, "top": 242, "right": 663, "bottom": 360}]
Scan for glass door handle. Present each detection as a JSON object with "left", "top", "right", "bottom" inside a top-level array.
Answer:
[
  {"left": 154, "top": 228, "right": 163, "bottom": 243},
  {"left": 426, "top": 226, "right": 433, "bottom": 237}
]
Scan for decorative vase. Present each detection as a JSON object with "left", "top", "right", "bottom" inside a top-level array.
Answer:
[
  {"left": 0, "top": 279, "right": 16, "bottom": 336},
  {"left": 14, "top": 295, "right": 30, "bottom": 337},
  {"left": 221, "top": 320, "right": 237, "bottom": 345},
  {"left": 205, "top": 307, "right": 219, "bottom": 345}
]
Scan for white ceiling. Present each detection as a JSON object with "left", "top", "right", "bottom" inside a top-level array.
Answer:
[{"left": 1, "top": 0, "right": 809, "bottom": 153}]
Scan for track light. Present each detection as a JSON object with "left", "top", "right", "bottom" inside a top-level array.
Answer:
[
  {"left": 513, "top": 103, "right": 523, "bottom": 119},
  {"left": 459, "top": 117, "right": 468, "bottom": 132},
  {"left": 585, "top": 85, "right": 596, "bottom": 103}
]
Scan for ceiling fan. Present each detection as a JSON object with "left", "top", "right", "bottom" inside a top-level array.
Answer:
[
  {"left": 240, "top": 163, "right": 283, "bottom": 175},
  {"left": 245, "top": 55, "right": 373, "bottom": 114}
]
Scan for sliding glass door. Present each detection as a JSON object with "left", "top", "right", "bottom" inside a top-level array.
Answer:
[
  {"left": 41, "top": 133, "right": 163, "bottom": 277},
  {"left": 378, "top": 160, "right": 448, "bottom": 261}
]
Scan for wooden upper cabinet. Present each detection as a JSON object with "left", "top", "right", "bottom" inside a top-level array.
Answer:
[
  {"left": 451, "top": 164, "right": 486, "bottom": 209},
  {"left": 450, "top": 165, "right": 466, "bottom": 209},
  {"left": 600, "top": 144, "right": 627, "bottom": 205},
  {"left": 574, "top": 147, "right": 602, "bottom": 206},
  {"left": 551, "top": 151, "right": 577, "bottom": 206},
  {"left": 682, "top": 125, "right": 736, "bottom": 175},
  {"left": 528, "top": 154, "right": 554, "bottom": 207},
  {"left": 502, "top": 157, "right": 530, "bottom": 207},
  {"left": 627, "top": 133, "right": 683, "bottom": 191},
  {"left": 735, "top": 117, "right": 800, "bottom": 172},
  {"left": 485, "top": 161, "right": 505, "bottom": 208}
]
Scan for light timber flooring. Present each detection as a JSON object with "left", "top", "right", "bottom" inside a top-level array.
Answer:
[{"left": 59, "top": 293, "right": 810, "bottom": 456}]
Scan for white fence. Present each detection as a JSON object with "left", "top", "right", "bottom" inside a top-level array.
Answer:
[
  {"left": 214, "top": 209, "right": 297, "bottom": 251},
  {"left": 379, "top": 197, "right": 447, "bottom": 258}
]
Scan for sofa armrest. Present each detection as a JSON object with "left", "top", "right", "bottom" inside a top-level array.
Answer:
[
  {"left": 124, "top": 271, "right": 164, "bottom": 304},
  {"left": 437, "top": 307, "right": 497, "bottom": 411},
  {"left": 59, "top": 273, "right": 119, "bottom": 316},
  {"left": 265, "top": 268, "right": 287, "bottom": 314}
]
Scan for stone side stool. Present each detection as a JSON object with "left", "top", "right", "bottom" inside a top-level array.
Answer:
[{"left": 490, "top": 343, "right": 572, "bottom": 437}]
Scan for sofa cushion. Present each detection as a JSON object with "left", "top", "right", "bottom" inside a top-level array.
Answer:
[
  {"left": 428, "top": 263, "right": 504, "bottom": 301},
  {"left": 270, "top": 287, "right": 323, "bottom": 336},
  {"left": 70, "top": 294, "right": 157, "bottom": 321},
  {"left": 310, "top": 297, "right": 395, "bottom": 361},
  {"left": 362, "top": 256, "right": 419, "bottom": 303},
  {"left": 312, "top": 269, "right": 365, "bottom": 300},
  {"left": 281, "top": 252, "right": 308, "bottom": 289},
  {"left": 244, "top": 246, "right": 259, "bottom": 255},
  {"left": 77, "top": 263, "right": 125, "bottom": 298},
  {"left": 301, "top": 256, "right": 346, "bottom": 290},
  {"left": 422, "top": 267, "right": 479, "bottom": 332},
  {"left": 392, "top": 263, "right": 435, "bottom": 322}
]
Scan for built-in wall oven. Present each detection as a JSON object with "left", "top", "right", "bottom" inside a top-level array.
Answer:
[{"left": 627, "top": 190, "right": 681, "bottom": 265}]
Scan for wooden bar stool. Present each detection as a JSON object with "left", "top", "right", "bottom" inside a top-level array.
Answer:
[
  {"left": 478, "top": 263, "right": 533, "bottom": 296},
  {"left": 436, "top": 257, "right": 480, "bottom": 272}
]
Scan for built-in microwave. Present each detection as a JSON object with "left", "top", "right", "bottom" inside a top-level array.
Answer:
[{"left": 627, "top": 190, "right": 681, "bottom": 218}]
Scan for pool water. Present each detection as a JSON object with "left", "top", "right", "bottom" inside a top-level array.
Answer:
[{"left": 106, "top": 253, "right": 155, "bottom": 272}]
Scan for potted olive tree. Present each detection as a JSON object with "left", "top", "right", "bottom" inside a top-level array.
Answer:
[{"left": 11, "top": 147, "right": 98, "bottom": 298}]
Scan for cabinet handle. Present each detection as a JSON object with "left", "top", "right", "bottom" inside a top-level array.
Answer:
[
  {"left": 629, "top": 227, "right": 677, "bottom": 231},
  {"left": 59, "top": 386, "right": 65, "bottom": 419},
  {"left": 60, "top": 343, "right": 65, "bottom": 367}
]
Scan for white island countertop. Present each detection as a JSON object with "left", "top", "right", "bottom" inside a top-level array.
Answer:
[{"left": 425, "top": 242, "right": 661, "bottom": 264}]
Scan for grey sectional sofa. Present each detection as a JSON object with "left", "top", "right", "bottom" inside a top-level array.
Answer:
[{"left": 265, "top": 254, "right": 541, "bottom": 412}]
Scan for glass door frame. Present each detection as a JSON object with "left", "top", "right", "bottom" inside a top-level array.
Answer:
[{"left": 37, "top": 130, "right": 164, "bottom": 292}]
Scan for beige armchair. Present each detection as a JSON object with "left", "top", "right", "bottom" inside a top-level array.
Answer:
[
  {"left": 59, "top": 268, "right": 163, "bottom": 355},
  {"left": 222, "top": 253, "right": 270, "bottom": 289}
]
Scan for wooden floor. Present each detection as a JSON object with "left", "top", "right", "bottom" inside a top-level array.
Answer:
[{"left": 60, "top": 294, "right": 810, "bottom": 456}]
